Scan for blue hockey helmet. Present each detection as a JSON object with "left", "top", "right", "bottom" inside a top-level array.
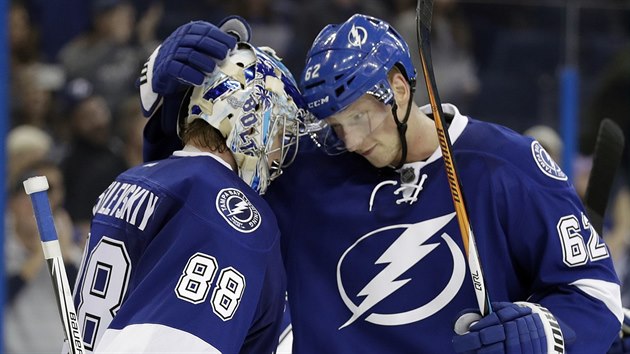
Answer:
[{"left": 300, "top": 14, "right": 417, "bottom": 120}]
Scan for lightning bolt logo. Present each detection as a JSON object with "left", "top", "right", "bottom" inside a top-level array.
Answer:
[
  {"left": 215, "top": 188, "right": 261, "bottom": 233},
  {"left": 339, "top": 213, "right": 456, "bottom": 329},
  {"left": 227, "top": 200, "right": 250, "bottom": 217},
  {"left": 348, "top": 25, "right": 367, "bottom": 48}
]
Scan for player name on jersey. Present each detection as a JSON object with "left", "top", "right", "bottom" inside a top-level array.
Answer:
[{"left": 92, "top": 181, "right": 159, "bottom": 231}]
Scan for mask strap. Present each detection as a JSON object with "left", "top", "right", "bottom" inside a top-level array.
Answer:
[{"left": 392, "top": 87, "right": 415, "bottom": 169}]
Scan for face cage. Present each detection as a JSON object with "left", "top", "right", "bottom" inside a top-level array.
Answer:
[
  {"left": 265, "top": 109, "right": 306, "bottom": 182},
  {"left": 306, "top": 79, "right": 394, "bottom": 156},
  {"left": 234, "top": 107, "right": 307, "bottom": 194}
]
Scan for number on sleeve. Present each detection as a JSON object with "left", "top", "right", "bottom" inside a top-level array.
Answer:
[
  {"left": 77, "top": 237, "right": 131, "bottom": 351},
  {"left": 557, "top": 213, "right": 610, "bottom": 267},
  {"left": 211, "top": 267, "right": 246, "bottom": 321},
  {"left": 175, "top": 254, "right": 247, "bottom": 321},
  {"left": 175, "top": 253, "right": 218, "bottom": 304},
  {"left": 582, "top": 213, "right": 609, "bottom": 261}
]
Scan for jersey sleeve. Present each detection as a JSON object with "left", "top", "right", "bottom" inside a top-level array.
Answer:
[{"left": 480, "top": 139, "right": 623, "bottom": 352}]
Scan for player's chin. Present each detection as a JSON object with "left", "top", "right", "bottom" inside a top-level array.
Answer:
[{"left": 363, "top": 154, "right": 391, "bottom": 169}]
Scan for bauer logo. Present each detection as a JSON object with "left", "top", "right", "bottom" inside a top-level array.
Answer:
[
  {"left": 216, "top": 188, "right": 261, "bottom": 233},
  {"left": 531, "top": 141, "right": 567, "bottom": 181}
]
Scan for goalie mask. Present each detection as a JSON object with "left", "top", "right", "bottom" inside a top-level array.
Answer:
[{"left": 185, "top": 42, "right": 306, "bottom": 194}]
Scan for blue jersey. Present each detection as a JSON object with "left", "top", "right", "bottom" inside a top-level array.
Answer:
[
  {"left": 265, "top": 104, "right": 622, "bottom": 353},
  {"left": 73, "top": 150, "right": 286, "bottom": 353}
]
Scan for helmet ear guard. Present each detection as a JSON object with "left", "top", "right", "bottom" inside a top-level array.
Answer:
[{"left": 184, "top": 42, "right": 307, "bottom": 194}]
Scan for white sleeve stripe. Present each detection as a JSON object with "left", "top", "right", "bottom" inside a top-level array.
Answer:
[
  {"left": 570, "top": 278, "right": 623, "bottom": 323},
  {"left": 276, "top": 326, "right": 293, "bottom": 354},
  {"left": 95, "top": 323, "right": 221, "bottom": 353}
]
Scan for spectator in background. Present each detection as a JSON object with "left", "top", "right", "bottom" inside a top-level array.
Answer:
[
  {"left": 60, "top": 78, "right": 127, "bottom": 246},
  {"left": 58, "top": 0, "right": 159, "bottom": 118},
  {"left": 523, "top": 124, "right": 563, "bottom": 164},
  {"left": 10, "top": 0, "right": 66, "bottom": 138},
  {"left": 9, "top": 0, "right": 39, "bottom": 69},
  {"left": 6, "top": 124, "right": 53, "bottom": 190},
  {"left": 393, "top": 0, "right": 480, "bottom": 110},
  {"left": 4, "top": 160, "right": 79, "bottom": 353},
  {"left": 10, "top": 63, "right": 64, "bottom": 132}
]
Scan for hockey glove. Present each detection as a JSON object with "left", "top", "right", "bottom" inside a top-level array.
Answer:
[
  {"left": 607, "top": 308, "right": 630, "bottom": 354},
  {"left": 139, "top": 16, "right": 251, "bottom": 117},
  {"left": 452, "top": 302, "right": 565, "bottom": 354},
  {"left": 139, "top": 16, "right": 250, "bottom": 162}
]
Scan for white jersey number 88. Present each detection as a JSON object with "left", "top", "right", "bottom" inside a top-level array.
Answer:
[{"left": 175, "top": 253, "right": 246, "bottom": 321}]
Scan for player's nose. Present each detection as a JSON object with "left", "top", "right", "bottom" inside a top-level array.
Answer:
[{"left": 343, "top": 130, "right": 364, "bottom": 152}]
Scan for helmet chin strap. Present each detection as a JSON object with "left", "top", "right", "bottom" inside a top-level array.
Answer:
[{"left": 391, "top": 89, "right": 415, "bottom": 169}]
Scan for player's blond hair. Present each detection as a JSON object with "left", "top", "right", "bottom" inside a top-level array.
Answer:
[{"left": 180, "top": 119, "right": 228, "bottom": 153}]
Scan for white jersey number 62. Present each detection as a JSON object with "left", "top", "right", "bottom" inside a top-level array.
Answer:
[{"left": 557, "top": 212, "right": 609, "bottom": 267}]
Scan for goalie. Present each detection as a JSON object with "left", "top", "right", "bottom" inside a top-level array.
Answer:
[{"left": 71, "top": 22, "right": 306, "bottom": 353}]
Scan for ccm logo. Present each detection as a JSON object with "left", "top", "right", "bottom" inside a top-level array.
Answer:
[{"left": 308, "top": 96, "right": 330, "bottom": 108}]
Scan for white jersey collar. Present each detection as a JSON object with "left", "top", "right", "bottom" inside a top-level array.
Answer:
[
  {"left": 403, "top": 103, "right": 468, "bottom": 171},
  {"left": 172, "top": 145, "right": 234, "bottom": 171}
]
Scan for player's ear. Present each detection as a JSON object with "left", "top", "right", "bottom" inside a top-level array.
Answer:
[
  {"left": 390, "top": 70, "right": 411, "bottom": 103},
  {"left": 390, "top": 71, "right": 411, "bottom": 105}
]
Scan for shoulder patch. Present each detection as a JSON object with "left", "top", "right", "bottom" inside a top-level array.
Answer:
[
  {"left": 215, "top": 188, "right": 261, "bottom": 233},
  {"left": 531, "top": 141, "right": 567, "bottom": 181}
]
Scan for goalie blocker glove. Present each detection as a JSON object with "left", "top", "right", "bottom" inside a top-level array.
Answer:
[
  {"left": 138, "top": 16, "right": 251, "bottom": 118},
  {"left": 452, "top": 302, "right": 570, "bottom": 354}
]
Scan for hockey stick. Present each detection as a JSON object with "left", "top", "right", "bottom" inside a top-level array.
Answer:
[
  {"left": 416, "top": 0, "right": 492, "bottom": 316},
  {"left": 583, "top": 118, "right": 625, "bottom": 236},
  {"left": 23, "top": 176, "right": 85, "bottom": 354}
]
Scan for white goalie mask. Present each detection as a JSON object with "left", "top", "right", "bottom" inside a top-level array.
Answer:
[{"left": 184, "top": 42, "right": 306, "bottom": 194}]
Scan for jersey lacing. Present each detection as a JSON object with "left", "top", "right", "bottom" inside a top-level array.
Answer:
[{"left": 368, "top": 174, "right": 428, "bottom": 212}]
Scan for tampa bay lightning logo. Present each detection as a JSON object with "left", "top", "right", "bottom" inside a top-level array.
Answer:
[
  {"left": 348, "top": 25, "right": 368, "bottom": 47},
  {"left": 531, "top": 141, "right": 567, "bottom": 181},
  {"left": 215, "top": 188, "right": 261, "bottom": 233},
  {"left": 336, "top": 213, "right": 466, "bottom": 328}
]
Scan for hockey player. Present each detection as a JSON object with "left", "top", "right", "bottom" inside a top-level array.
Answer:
[
  {"left": 271, "top": 13, "right": 621, "bottom": 353},
  {"left": 72, "top": 23, "right": 306, "bottom": 352},
  {"left": 139, "top": 15, "right": 625, "bottom": 354}
]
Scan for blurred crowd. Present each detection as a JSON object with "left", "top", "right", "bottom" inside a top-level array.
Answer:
[{"left": 5, "top": 0, "right": 630, "bottom": 352}]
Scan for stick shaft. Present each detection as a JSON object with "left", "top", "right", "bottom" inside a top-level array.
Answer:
[
  {"left": 416, "top": 0, "right": 492, "bottom": 316},
  {"left": 23, "top": 177, "right": 85, "bottom": 354}
]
